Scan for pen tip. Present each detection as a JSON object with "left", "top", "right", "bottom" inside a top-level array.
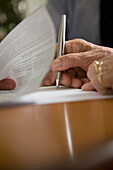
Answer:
[{"left": 56, "top": 79, "right": 59, "bottom": 90}]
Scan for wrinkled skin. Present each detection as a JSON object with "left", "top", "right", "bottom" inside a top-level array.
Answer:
[
  {"left": 43, "top": 39, "right": 113, "bottom": 95},
  {"left": 87, "top": 56, "right": 113, "bottom": 95}
]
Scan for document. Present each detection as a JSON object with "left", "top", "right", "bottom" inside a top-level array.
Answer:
[
  {"left": 2, "top": 86, "right": 112, "bottom": 106},
  {"left": 0, "top": 6, "right": 56, "bottom": 103}
]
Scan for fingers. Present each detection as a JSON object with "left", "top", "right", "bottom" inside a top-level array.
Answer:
[
  {"left": 43, "top": 69, "right": 56, "bottom": 85},
  {"left": 60, "top": 72, "right": 71, "bottom": 86},
  {"left": 51, "top": 53, "right": 84, "bottom": 71},
  {"left": 74, "top": 67, "right": 86, "bottom": 78},
  {"left": 43, "top": 68, "right": 89, "bottom": 89},
  {"left": 60, "top": 68, "right": 86, "bottom": 88},
  {"left": 53, "top": 39, "right": 97, "bottom": 72},
  {"left": 88, "top": 61, "right": 113, "bottom": 88},
  {"left": 43, "top": 66, "right": 88, "bottom": 89},
  {"left": 60, "top": 72, "right": 83, "bottom": 88},
  {"left": 64, "top": 39, "right": 96, "bottom": 54},
  {"left": 82, "top": 82, "right": 95, "bottom": 91},
  {"left": 66, "top": 68, "right": 86, "bottom": 78},
  {"left": 87, "top": 60, "right": 113, "bottom": 95},
  {"left": 91, "top": 74, "right": 113, "bottom": 95},
  {"left": 71, "top": 78, "right": 82, "bottom": 88},
  {"left": 0, "top": 79, "right": 16, "bottom": 90},
  {"left": 81, "top": 78, "right": 90, "bottom": 84},
  {"left": 87, "top": 62, "right": 107, "bottom": 94},
  {"left": 51, "top": 49, "right": 105, "bottom": 72},
  {"left": 55, "top": 39, "right": 92, "bottom": 58},
  {"left": 66, "top": 68, "right": 77, "bottom": 78}
]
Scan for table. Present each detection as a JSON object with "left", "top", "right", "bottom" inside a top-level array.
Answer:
[{"left": 0, "top": 99, "right": 113, "bottom": 169}]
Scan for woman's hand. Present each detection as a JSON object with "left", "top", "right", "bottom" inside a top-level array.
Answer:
[
  {"left": 82, "top": 56, "right": 113, "bottom": 95},
  {"left": 43, "top": 39, "right": 113, "bottom": 90},
  {"left": 0, "top": 79, "right": 16, "bottom": 90}
]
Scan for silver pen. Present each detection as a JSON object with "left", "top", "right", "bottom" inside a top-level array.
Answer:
[{"left": 56, "top": 15, "right": 66, "bottom": 89}]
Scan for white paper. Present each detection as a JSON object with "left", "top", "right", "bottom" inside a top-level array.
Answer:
[
  {"left": 0, "top": 6, "right": 56, "bottom": 102},
  {"left": 13, "top": 86, "right": 113, "bottom": 105}
]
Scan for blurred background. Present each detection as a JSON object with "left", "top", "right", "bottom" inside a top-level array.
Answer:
[{"left": 0, "top": 0, "right": 47, "bottom": 41}]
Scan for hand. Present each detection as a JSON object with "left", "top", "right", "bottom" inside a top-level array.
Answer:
[
  {"left": 0, "top": 79, "right": 16, "bottom": 90},
  {"left": 82, "top": 56, "right": 113, "bottom": 95},
  {"left": 43, "top": 39, "right": 113, "bottom": 89}
]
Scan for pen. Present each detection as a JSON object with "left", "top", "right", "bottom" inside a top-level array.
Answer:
[{"left": 56, "top": 15, "right": 66, "bottom": 89}]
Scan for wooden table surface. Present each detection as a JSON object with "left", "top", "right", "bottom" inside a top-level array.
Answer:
[{"left": 0, "top": 98, "right": 113, "bottom": 169}]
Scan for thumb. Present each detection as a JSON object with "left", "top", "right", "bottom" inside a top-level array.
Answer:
[
  {"left": 0, "top": 79, "right": 16, "bottom": 90},
  {"left": 82, "top": 82, "right": 95, "bottom": 91},
  {"left": 51, "top": 50, "right": 104, "bottom": 72}
]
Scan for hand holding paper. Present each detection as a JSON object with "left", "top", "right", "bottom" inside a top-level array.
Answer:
[{"left": 0, "top": 6, "right": 56, "bottom": 103}]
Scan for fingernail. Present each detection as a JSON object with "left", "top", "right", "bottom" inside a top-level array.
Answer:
[
  {"left": 53, "top": 60, "right": 62, "bottom": 68},
  {"left": 5, "top": 83, "right": 13, "bottom": 90},
  {"left": 81, "top": 85, "right": 85, "bottom": 91}
]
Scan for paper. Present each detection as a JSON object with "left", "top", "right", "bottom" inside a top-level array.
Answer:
[
  {"left": 13, "top": 86, "right": 113, "bottom": 105},
  {"left": 0, "top": 6, "right": 56, "bottom": 103}
]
